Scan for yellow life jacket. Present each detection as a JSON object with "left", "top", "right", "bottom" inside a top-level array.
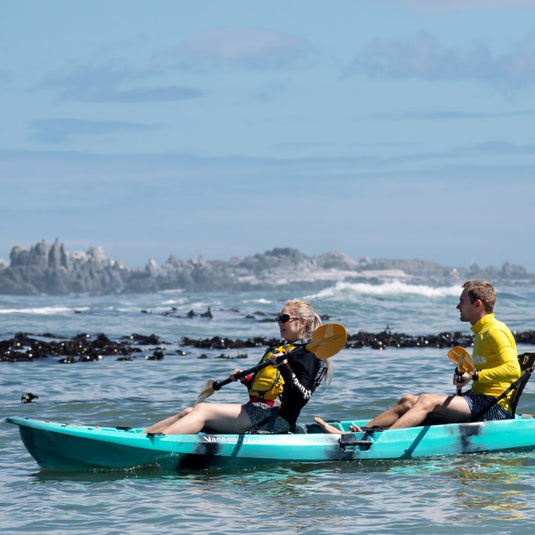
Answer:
[{"left": 248, "top": 343, "right": 296, "bottom": 401}]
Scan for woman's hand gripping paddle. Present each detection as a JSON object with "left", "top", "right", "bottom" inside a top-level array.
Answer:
[
  {"left": 447, "top": 346, "right": 475, "bottom": 395},
  {"left": 195, "top": 323, "right": 347, "bottom": 404}
]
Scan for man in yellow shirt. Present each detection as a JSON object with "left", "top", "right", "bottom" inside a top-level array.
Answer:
[{"left": 316, "top": 280, "right": 521, "bottom": 432}]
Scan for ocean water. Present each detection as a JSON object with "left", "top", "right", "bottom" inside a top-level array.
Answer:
[{"left": 2, "top": 281, "right": 535, "bottom": 534}]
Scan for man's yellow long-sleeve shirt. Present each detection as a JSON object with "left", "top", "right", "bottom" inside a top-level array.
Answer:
[{"left": 470, "top": 313, "right": 521, "bottom": 413}]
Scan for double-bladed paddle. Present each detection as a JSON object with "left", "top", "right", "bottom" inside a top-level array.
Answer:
[
  {"left": 447, "top": 346, "right": 475, "bottom": 394},
  {"left": 196, "top": 323, "right": 347, "bottom": 404}
]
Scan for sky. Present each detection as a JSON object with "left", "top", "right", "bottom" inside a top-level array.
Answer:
[{"left": 2, "top": 0, "right": 535, "bottom": 272}]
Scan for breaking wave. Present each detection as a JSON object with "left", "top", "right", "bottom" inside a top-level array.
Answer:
[{"left": 307, "top": 280, "right": 461, "bottom": 300}]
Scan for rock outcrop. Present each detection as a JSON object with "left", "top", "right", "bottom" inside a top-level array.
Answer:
[
  {"left": 0, "top": 240, "right": 533, "bottom": 295},
  {"left": 0, "top": 241, "right": 129, "bottom": 295}
]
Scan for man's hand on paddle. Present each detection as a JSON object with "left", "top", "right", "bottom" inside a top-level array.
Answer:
[{"left": 453, "top": 371, "right": 473, "bottom": 389}]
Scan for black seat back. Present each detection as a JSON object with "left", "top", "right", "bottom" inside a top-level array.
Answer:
[
  {"left": 509, "top": 352, "right": 535, "bottom": 415},
  {"left": 518, "top": 352, "right": 535, "bottom": 373},
  {"left": 472, "top": 352, "right": 535, "bottom": 421}
]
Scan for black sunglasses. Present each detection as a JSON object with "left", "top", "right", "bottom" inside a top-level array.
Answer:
[{"left": 277, "top": 314, "right": 299, "bottom": 323}]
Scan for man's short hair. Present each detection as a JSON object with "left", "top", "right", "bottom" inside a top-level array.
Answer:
[{"left": 463, "top": 280, "right": 496, "bottom": 313}]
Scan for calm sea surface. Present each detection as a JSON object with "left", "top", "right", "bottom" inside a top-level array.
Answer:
[{"left": 2, "top": 282, "right": 535, "bottom": 534}]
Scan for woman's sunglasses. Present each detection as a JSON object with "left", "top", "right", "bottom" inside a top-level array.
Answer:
[{"left": 277, "top": 314, "right": 299, "bottom": 323}]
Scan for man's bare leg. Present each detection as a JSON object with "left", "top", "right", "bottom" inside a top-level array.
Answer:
[
  {"left": 387, "top": 393, "right": 471, "bottom": 430},
  {"left": 363, "top": 394, "right": 419, "bottom": 428}
]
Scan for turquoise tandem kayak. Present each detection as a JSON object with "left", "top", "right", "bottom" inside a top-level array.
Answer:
[{"left": 6, "top": 415, "right": 535, "bottom": 471}]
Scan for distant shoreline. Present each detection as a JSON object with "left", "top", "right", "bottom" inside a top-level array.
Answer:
[{"left": 1, "top": 240, "right": 533, "bottom": 296}]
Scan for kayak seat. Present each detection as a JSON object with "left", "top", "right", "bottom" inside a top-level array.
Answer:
[
  {"left": 518, "top": 351, "right": 535, "bottom": 374},
  {"left": 509, "top": 352, "right": 535, "bottom": 415},
  {"left": 472, "top": 351, "right": 535, "bottom": 421}
]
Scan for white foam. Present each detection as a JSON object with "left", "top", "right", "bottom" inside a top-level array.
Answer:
[
  {"left": 0, "top": 306, "right": 88, "bottom": 315},
  {"left": 307, "top": 280, "right": 461, "bottom": 300}
]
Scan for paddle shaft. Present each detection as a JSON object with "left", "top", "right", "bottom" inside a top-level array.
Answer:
[
  {"left": 211, "top": 347, "right": 304, "bottom": 391},
  {"left": 456, "top": 355, "right": 465, "bottom": 395}
]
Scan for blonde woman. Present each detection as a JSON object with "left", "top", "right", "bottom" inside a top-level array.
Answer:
[{"left": 144, "top": 299, "right": 328, "bottom": 435}]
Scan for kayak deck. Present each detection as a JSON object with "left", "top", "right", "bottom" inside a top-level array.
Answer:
[{"left": 6, "top": 415, "right": 535, "bottom": 471}]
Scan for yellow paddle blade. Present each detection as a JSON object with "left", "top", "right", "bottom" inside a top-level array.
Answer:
[
  {"left": 447, "top": 346, "right": 475, "bottom": 373},
  {"left": 307, "top": 323, "right": 347, "bottom": 359},
  {"left": 196, "top": 379, "right": 216, "bottom": 405}
]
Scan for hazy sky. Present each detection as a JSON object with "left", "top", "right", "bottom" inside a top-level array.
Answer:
[{"left": 2, "top": 0, "right": 535, "bottom": 271}]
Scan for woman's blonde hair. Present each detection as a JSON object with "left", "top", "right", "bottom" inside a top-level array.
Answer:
[
  {"left": 284, "top": 299, "right": 332, "bottom": 385},
  {"left": 285, "top": 299, "right": 322, "bottom": 336}
]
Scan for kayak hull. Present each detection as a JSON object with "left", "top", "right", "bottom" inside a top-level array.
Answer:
[{"left": 6, "top": 415, "right": 535, "bottom": 471}]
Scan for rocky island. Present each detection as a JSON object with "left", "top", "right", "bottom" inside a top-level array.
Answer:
[{"left": 0, "top": 240, "right": 533, "bottom": 295}]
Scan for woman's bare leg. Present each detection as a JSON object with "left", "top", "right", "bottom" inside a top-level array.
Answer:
[
  {"left": 143, "top": 407, "right": 193, "bottom": 434},
  {"left": 145, "top": 402, "right": 252, "bottom": 435}
]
